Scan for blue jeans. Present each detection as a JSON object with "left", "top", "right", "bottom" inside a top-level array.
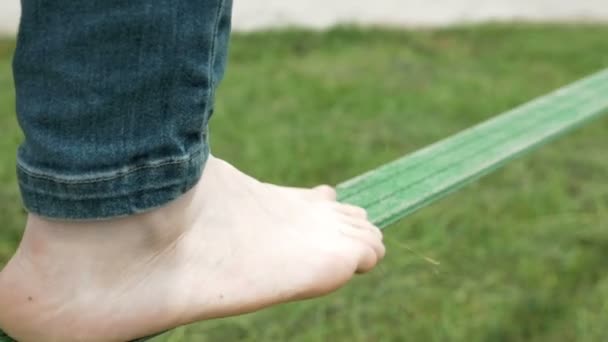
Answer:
[{"left": 14, "top": 0, "right": 233, "bottom": 219}]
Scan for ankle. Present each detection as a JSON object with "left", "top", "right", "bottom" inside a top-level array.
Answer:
[{"left": 19, "top": 192, "right": 198, "bottom": 266}]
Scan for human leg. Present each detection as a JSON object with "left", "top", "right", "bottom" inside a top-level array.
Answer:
[{"left": 0, "top": 1, "right": 384, "bottom": 340}]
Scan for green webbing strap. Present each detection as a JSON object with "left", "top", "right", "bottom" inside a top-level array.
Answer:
[
  {"left": 338, "top": 68, "right": 608, "bottom": 228},
  {"left": 1, "top": 68, "right": 607, "bottom": 342}
]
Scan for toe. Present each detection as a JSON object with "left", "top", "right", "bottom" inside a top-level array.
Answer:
[
  {"left": 355, "top": 245, "right": 382, "bottom": 274},
  {"left": 340, "top": 224, "right": 385, "bottom": 270},
  {"left": 336, "top": 203, "right": 368, "bottom": 219},
  {"left": 356, "top": 220, "right": 383, "bottom": 241},
  {"left": 312, "top": 185, "right": 337, "bottom": 201},
  {"left": 339, "top": 214, "right": 382, "bottom": 241}
]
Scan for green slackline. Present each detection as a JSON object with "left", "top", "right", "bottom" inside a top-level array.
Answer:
[
  {"left": 338, "top": 68, "right": 608, "bottom": 228},
  {"left": 1, "top": 68, "right": 607, "bottom": 342}
]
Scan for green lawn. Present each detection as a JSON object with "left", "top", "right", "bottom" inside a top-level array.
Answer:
[{"left": 1, "top": 24, "right": 608, "bottom": 341}]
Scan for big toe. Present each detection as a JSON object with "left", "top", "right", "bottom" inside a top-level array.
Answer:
[{"left": 312, "top": 185, "right": 337, "bottom": 201}]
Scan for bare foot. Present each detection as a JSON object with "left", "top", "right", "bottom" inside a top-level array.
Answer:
[{"left": 0, "top": 155, "right": 384, "bottom": 341}]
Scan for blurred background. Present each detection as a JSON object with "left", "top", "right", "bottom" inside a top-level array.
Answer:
[
  {"left": 2, "top": 0, "right": 608, "bottom": 33},
  {"left": 1, "top": 1, "right": 608, "bottom": 341}
]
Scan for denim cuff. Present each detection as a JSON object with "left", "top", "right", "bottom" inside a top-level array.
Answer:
[{"left": 17, "top": 146, "right": 208, "bottom": 220}]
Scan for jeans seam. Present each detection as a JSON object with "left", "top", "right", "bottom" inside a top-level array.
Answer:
[
  {"left": 19, "top": 177, "right": 195, "bottom": 199},
  {"left": 17, "top": 147, "right": 203, "bottom": 185},
  {"left": 207, "top": 0, "right": 224, "bottom": 103}
]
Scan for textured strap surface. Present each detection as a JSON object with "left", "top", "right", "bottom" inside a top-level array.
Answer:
[
  {"left": 338, "top": 68, "right": 608, "bottom": 228},
  {"left": 1, "top": 68, "right": 607, "bottom": 342}
]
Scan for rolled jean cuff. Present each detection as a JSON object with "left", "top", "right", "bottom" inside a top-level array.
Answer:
[{"left": 17, "top": 144, "right": 208, "bottom": 221}]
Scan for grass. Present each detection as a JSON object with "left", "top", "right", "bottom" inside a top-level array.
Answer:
[{"left": 1, "top": 23, "right": 608, "bottom": 341}]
